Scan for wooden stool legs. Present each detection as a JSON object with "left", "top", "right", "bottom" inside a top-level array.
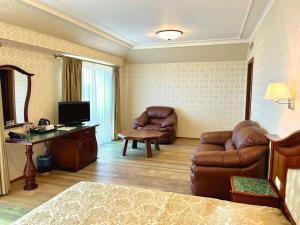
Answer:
[
  {"left": 121, "top": 138, "right": 160, "bottom": 158},
  {"left": 122, "top": 139, "right": 128, "bottom": 156},
  {"left": 145, "top": 140, "right": 152, "bottom": 158},
  {"left": 154, "top": 139, "right": 160, "bottom": 151},
  {"left": 132, "top": 140, "right": 137, "bottom": 149}
]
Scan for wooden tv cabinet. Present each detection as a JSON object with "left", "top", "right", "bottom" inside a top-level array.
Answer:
[{"left": 50, "top": 126, "right": 98, "bottom": 171}]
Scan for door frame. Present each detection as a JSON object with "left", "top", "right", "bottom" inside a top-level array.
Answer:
[{"left": 245, "top": 57, "right": 254, "bottom": 120}]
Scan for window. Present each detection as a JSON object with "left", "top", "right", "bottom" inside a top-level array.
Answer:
[{"left": 82, "top": 62, "right": 113, "bottom": 145}]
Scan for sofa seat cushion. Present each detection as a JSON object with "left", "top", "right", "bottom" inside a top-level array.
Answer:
[
  {"left": 192, "top": 145, "right": 268, "bottom": 168},
  {"left": 137, "top": 124, "right": 160, "bottom": 131},
  {"left": 149, "top": 118, "right": 164, "bottom": 125},
  {"left": 196, "top": 144, "right": 225, "bottom": 152},
  {"left": 137, "top": 125, "right": 170, "bottom": 136}
]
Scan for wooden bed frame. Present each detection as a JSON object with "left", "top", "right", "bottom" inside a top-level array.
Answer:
[{"left": 266, "top": 131, "right": 300, "bottom": 225}]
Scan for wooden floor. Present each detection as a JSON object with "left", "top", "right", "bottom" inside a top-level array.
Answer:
[{"left": 0, "top": 138, "right": 198, "bottom": 224}]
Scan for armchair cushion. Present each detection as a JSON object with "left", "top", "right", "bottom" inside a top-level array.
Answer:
[
  {"left": 197, "top": 144, "right": 225, "bottom": 152},
  {"left": 133, "top": 106, "right": 177, "bottom": 144},
  {"left": 233, "top": 120, "right": 258, "bottom": 135},
  {"left": 232, "top": 126, "right": 269, "bottom": 150},
  {"left": 133, "top": 111, "right": 149, "bottom": 128},
  {"left": 146, "top": 106, "right": 174, "bottom": 119},
  {"left": 161, "top": 113, "right": 177, "bottom": 128},
  {"left": 225, "top": 139, "right": 236, "bottom": 151},
  {"left": 192, "top": 145, "right": 268, "bottom": 168},
  {"left": 137, "top": 124, "right": 160, "bottom": 131},
  {"left": 200, "top": 131, "right": 232, "bottom": 145}
]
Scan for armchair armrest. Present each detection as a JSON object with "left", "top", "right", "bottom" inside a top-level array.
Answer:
[
  {"left": 192, "top": 145, "right": 268, "bottom": 168},
  {"left": 161, "top": 113, "right": 177, "bottom": 128},
  {"left": 133, "top": 111, "right": 149, "bottom": 128},
  {"left": 200, "top": 131, "right": 232, "bottom": 145}
]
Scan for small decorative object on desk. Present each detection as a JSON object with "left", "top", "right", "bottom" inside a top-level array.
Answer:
[
  {"left": 23, "top": 122, "right": 32, "bottom": 135},
  {"left": 230, "top": 176, "right": 279, "bottom": 208},
  {"left": 6, "top": 120, "right": 15, "bottom": 126}
]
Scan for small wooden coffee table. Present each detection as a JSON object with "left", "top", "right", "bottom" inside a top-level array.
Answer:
[{"left": 118, "top": 130, "right": 163, "bottom": 158}]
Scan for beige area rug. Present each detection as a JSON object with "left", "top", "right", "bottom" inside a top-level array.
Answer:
[{"left": 12, "top": 181, "right": 289, "bottom": 225}]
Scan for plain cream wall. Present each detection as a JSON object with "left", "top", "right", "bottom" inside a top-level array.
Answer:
[
  {"left": 126, "top": 43, "right": 249, "bottom": 64},
  {"left": 248, "top": 0, "right": 300, "bottom": 223}
]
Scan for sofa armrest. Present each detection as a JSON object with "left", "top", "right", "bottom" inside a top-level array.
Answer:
[
  {"left": 200, "top": 131, "right": 232, "bottom": 145},
  {"left": 161, "top": 112, "right": 177, "bottom": 128},
  {"left": 192, "top": 145, "right": 268, "bottom": 168},
  {"left": 133, "top": 111, "right": 149, "bottom": 128}
]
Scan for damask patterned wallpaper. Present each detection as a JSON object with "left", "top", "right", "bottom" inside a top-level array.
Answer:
[
  {"left": 248, "top": 0, "right": 300, "bottom": 223},
  {"left": 121, "top": 62, "right": 247, "bottom": 138},
  {"left": 0, "top": 21, "right": 123, "bottom": 66},
  {"left": 0, "top": 19, "right": 123, "bottom": 180},
  {"left": 0, "top": 43, "right": 60, "bottom": 180}
]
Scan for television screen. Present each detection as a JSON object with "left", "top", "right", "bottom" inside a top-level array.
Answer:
[{"left": 58, "top": 102, "right": 90, "bottom": 125}]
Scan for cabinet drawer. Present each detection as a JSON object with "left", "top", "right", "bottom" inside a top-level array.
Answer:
[
  {"left": 78, "top": 136, "right": 97, "bottom": 167},
  {"left": 68, "top": 127, "right": 96, "bottom": 140}
]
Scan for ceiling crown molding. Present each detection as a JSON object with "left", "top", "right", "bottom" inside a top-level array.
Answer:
[
  {"left": 21, "top": 0, "right": 134, "bottom": 49},
  {"left": 249, "top": 0, "right": 275, "bottom": 41},
  {"left": 133, "top": 38, "right": 250, "bottom": 49},
  {"left": 238, "top": 0, "right": 254, "bottom": 38},
  {"left": 19, "top": 0, "right": 272, "bottom": 51}
]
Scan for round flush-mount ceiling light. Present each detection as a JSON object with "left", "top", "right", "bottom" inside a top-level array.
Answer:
[{"left": 156, "top": 30, "right": 183, "bottom": 40}]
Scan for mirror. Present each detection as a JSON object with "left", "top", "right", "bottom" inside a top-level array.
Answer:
[{"left": 0, "top": 65, "right": 34, "bottom": 128}]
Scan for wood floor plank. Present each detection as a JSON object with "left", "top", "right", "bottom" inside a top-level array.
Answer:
[{"left": 0, "top": 138, "right": 198, "bottom": 224}]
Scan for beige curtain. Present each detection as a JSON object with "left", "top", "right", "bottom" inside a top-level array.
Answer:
[
  {"left": 62, "top": 57, "right": 82, "bottom": 101},
  {"left": 112, "top": 67, "right": 121, "bottom": 140},
  {"left": 0, "top": 85, "right": 11, "bottom": 195}
]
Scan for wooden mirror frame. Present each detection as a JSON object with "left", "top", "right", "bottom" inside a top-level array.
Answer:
[{"left": 0, "top": 65, "right": 34, "bottom": 128}]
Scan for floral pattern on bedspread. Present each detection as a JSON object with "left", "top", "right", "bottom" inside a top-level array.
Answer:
[{"left": 12, "top": 182, "right": 290, "bottom": 225}]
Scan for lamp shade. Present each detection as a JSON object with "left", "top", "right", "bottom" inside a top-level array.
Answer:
[{"left": 264, "top": 83, "right": 292, "bottom": 100}]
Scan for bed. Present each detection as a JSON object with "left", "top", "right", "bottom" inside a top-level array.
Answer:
[
  {"left": 12, "top": 181, "right": 289, "bottom": 225},
  {"left": 12, "top": 131, "right": 300, "bottom": 225}
]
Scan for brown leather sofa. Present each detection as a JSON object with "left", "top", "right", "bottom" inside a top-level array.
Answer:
[
  {"left": 133, "top": 106, "right": 177, "bottom": 144},
  {"left": 190, "top": 120, "right": 269, "bottom": 200}
]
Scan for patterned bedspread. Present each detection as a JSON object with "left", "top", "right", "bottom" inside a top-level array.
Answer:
[{"left": 12, "top": 182, "right": 290, "bottom": 225}]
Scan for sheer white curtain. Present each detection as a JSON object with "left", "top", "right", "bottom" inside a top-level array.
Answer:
[{"left": 82, "top": 62, "right": 113, "bottom": 145}]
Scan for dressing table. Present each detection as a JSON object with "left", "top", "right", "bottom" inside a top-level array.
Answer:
[
  {"left": 6, "top": 124, "right": 98, "bottom": 191},
  {"left": 1, "top": 65, "right": 98, "bottom": 191}
]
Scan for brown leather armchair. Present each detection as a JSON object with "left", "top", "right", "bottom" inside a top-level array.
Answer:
[
  {"left": 190, "top": 120, "right": 269, "bottom": 200},
  {"left": 133, "top": 106, "right": 177, "bottom": 144}
]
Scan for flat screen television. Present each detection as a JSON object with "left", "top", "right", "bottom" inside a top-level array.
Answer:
[{"left": 58, "top": 102, "right": 90, "bottom": 125}]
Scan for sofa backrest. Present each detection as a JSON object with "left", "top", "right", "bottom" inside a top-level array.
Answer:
[
  {"left": 232, "top": 120, "right": 258, "bottom": 135},
  {"left": 146, "top": 106, "right": 174, "bottom": 119},
  {"left": 232, "top": 124, "right": 269, "bottom": 150}
]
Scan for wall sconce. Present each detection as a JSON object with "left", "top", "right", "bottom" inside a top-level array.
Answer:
[{"left": 264, "top": 83, "right": 295, "bottom": 110}]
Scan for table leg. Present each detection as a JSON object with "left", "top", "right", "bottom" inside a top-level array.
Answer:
[
  {"left": 145, "top": 140, "right": 152, "bottom": 158},
  {"left": 122, "top": 139, "right": 128, "bottom": 156},
  {"left": 154, "top": 139, "right": 160, "bottom": 151},
  {"left": 132, "top": 140, "right": 137, "bottom": 149},
  {"left": 24, "top": 145, "right": 38, "bottom": 190}
]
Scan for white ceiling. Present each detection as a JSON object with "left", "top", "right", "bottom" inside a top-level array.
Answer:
[
  {"left": 0, "top": 0, "right": 272, "bottom": 55},
  {"left": 37, "top": 0, "right": 270, "bottom": 47}
]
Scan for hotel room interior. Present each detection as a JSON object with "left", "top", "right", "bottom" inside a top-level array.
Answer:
[{"left": 0, "top": 0, "right": 299, "bottom": 224}]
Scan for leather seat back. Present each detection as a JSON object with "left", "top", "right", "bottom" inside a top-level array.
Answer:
[
  {"left": 149, "top": 118, "right": 165, "bottom": 125},
  {"left": 146, "top": 106, "right": 174, "bottom": 119},
  {"left": 232, "top": 120, "right": 258, "bottom": 135},
  {"left": 232, "top": 125, "right": 269, "bottom": 150}
]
